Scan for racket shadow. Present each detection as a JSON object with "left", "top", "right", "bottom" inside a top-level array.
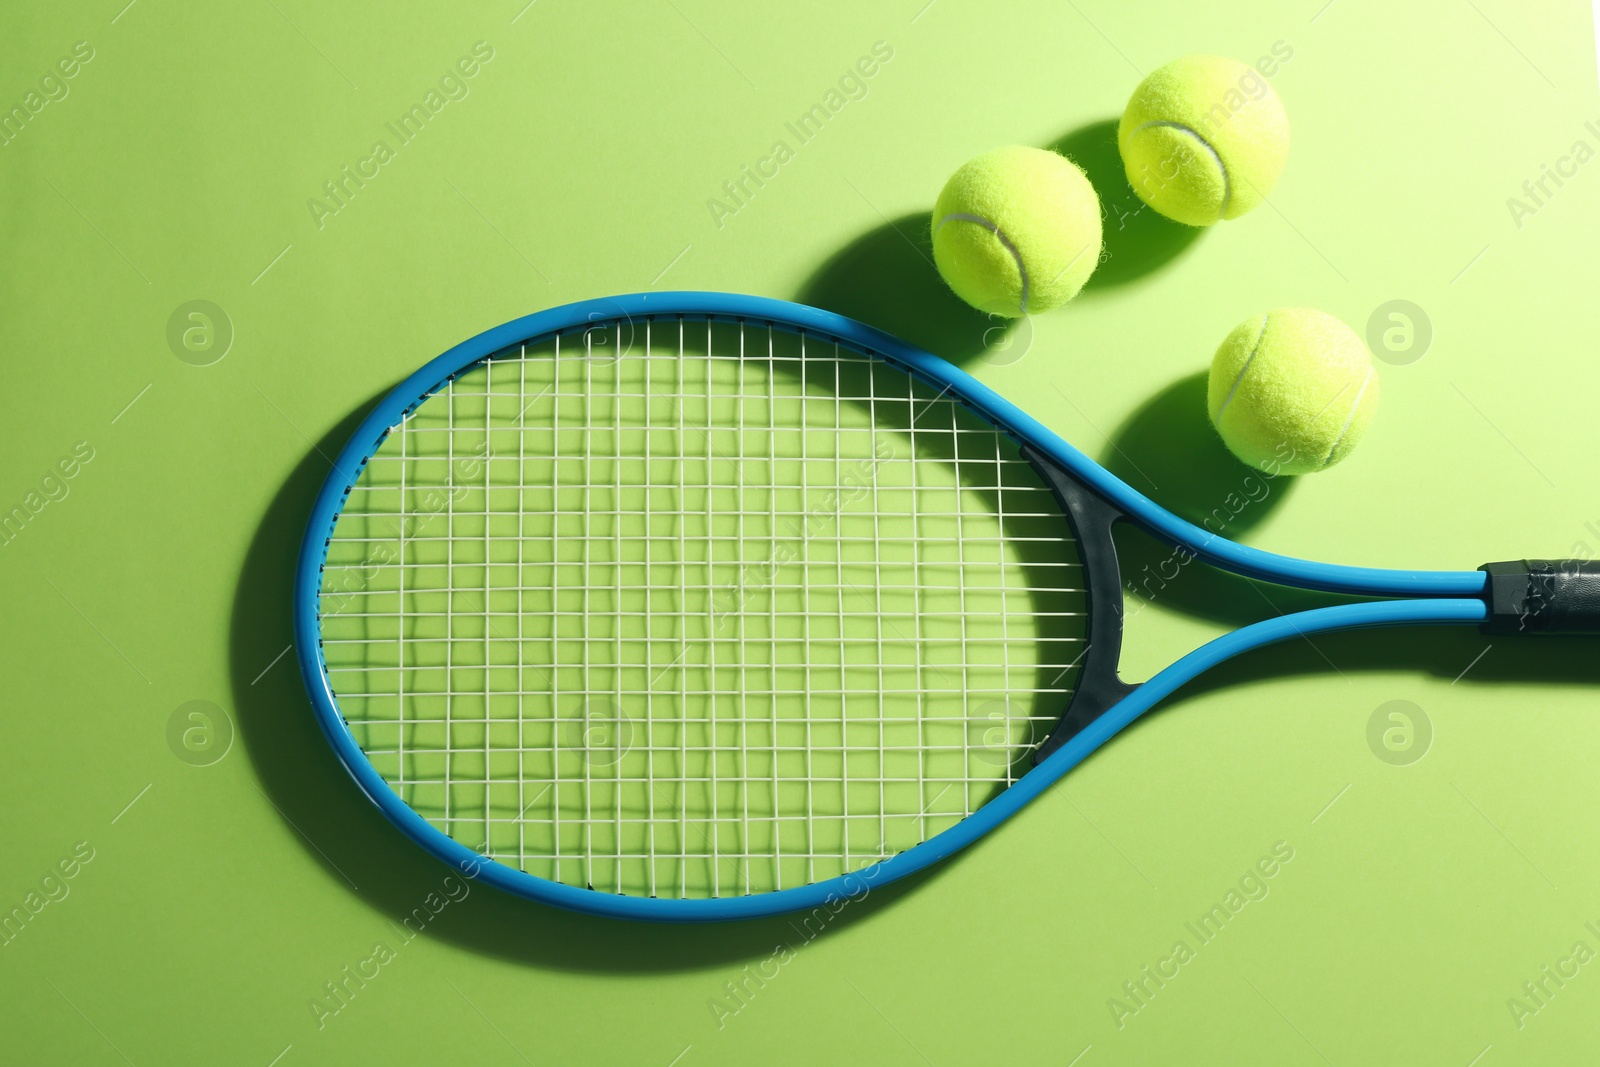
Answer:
[
  {"left": 1179, "top": 624, "right": 1600, "bottom": 698},
  {"left": 229, "top": 389, "right": 976, "bottom": 970}
]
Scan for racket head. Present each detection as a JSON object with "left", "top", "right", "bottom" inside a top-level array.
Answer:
[{"left": 294, "top": 292, "right": 1131, "bottom": 919}]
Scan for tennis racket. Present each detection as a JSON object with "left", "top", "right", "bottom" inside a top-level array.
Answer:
[{"left": 294, "top": 291, "right": 1600, "bottom": 921}]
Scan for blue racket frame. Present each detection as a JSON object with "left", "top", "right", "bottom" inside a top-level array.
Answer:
[{"left": 294, "top": 291, "right": 1490, "bottom": 922}]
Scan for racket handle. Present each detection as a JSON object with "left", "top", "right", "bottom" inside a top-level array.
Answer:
[{"left": 1481, "top": 560, "right": 1600, "bottom": 634}]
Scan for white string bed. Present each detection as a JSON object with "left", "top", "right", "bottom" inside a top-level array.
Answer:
[{"left": 319, "top": 316, "right": 1085, "bottom": 898}]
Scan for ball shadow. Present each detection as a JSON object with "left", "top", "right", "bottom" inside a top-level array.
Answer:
[
  {"left": 229, "top": 394, "right": 939, "bottom": 975},
  {"left": 1100, "top": 376, "right": 1600, "bottom": 691},
  {"left": 796, "top": 210, "right": 1020, "bottom": 366},
  {"left": 1048, "top": 119, "right": 1203, "bottom": 290},
  {"left": 1103, "top": 371, "right": 1318, "bottom": 628},
  {"left": 1102, "top": 372, "right": 1288, "bottom": 532}
]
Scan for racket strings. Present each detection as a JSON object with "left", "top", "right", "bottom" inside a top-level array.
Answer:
[{"left": 319, "top": 315, "right": 1087, "bottom": 898}]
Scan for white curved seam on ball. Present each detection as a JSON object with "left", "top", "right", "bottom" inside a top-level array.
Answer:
[
  {"left": 936, "top": 212, "right": 1030, "bottom": 313},
  {"left": 1322, "top": 366, "right": 1374, "bottom": 467},
  {"left": 1216, "top": 313, "right": 1270, "bottom": 419},
  {"left": 1133, "top": 119, "right": 1230, "bottom": 220},
  {"left": 1310, "top": 377, "right": 1355, "bottom": 421}
]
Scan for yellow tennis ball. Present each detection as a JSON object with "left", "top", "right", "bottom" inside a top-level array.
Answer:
[
  {"left": 1119, "top": 55, "right": 1290, "bottom": 227},
  {"left": 931, "top": 146, "right": 1103, "bottom": 317},
  {"left": 1208, "top": 308, "right": 1379, "bottom": 475}
]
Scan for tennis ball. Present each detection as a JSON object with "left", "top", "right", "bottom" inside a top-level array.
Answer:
[
  {"left": 931, "top": 146, "right": 1103, "bottom": 317},
  {"left": 1208, "top": 308, "right": 1379, "bottom": 475},
  {"left": 1119, "top": 55, "right": 1290, "bottom": 227}
]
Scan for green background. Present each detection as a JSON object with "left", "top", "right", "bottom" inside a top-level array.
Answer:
[{"left": 3, "top": 0, "right": 1598, "bottom": 1062}]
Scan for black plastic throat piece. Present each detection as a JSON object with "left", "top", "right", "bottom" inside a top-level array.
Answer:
[
  {"left": 1480, "top": 559, "right": 1600, "bottom": 634},
  {"left": 1020, "top": 445, "right": 1137, "bottom": 763}
]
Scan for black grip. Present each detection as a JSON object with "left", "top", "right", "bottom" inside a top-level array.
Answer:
[{"left": 1480, "top": 560, "right": 1600, "bottom": 634}]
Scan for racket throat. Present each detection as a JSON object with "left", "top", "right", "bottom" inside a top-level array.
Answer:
[{"left": 1021, "top": 445, "right": 1139, "bottom": 762}]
